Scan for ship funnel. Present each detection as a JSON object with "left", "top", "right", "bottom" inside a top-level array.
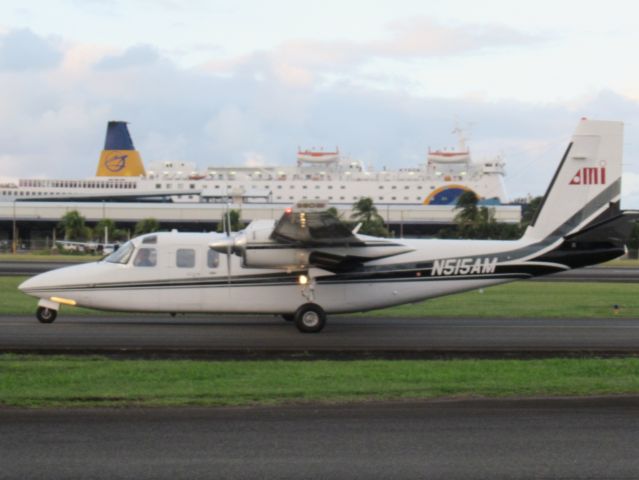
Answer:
[{"left": 96, "top": 121, "right": 146, "bottom": 177}]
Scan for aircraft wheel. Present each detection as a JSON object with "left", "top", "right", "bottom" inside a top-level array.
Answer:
[
  {"left": 294, "top": 303, "right": 326, "bottom": 333},
  {"left": 36, "top": 307, "right": 57, "bottom": 324},
  {"left": 282, "top": 314, "right": 295, "bottom": 322}
]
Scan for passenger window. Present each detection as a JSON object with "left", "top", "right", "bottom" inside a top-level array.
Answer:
[
  {"left": 133, "top": 247, "right": 157, "bottom": 267},
  {"left": 207, "top": 249, "right": 219, "bottom": 268},
  {"left": 176, "top": 248, "right": 195, "bottom": 268}
]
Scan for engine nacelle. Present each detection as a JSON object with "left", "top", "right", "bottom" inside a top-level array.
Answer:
[{"left": 242, "top": 247, "right": 310, "bottom": 269}]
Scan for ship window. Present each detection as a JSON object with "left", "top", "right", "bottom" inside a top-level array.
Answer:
[
  {"left": 289, "top": 196, "right": 294, "bottom": 200},
  {"left": 190, "top": 184, "right": 195, "bottom": 189},
  {"left": 303, "top": 186, "right": 307, "bottom": 189},
  {"left": 392, "top": 185, "right": 397, "bottom": 189},
  {"left": 176, "top": 249, "right": 195, "bottom": 268},
  {"left": 328, "top": 185, "right": 333, "bottom": 189},
  {"left": 379, "top": 186, "right": 384, "bottom": 189},
  {"left": 290, "top": 185, "right": 295, "bottom": 189},
  {"left": 430, "top": 186, "right": 435, "bottom": 190},
  {"left": 315, "top": 185, "right": 320, "bottom": 189},
  {"left": 340, "top": 185, "right": 345, "bottom": 189},
  {"left": 133, "top": 247, "right": 157, "bottom": 267},
  {"left": 379, "top": 196, "right": 383, "bottom": 200},
  {"left": 416, "top": 197, "right": 421, "bottom": 200},
  {"left": 405, "top": 186, "right": 410, "bottom": 190},
  {"left": 417, "top": 186, "right": 422, "bottom": 189},
  {"left": 166, "top": 184, "right": 172, "bottom": 189},
  {"left": 277, "top": 196, "right": 281, "bottom": 199},
  {"left": 277, "top": 185, "right": 282, "bottom": 189},
  {"left": 404, "top": 197, "right": 409, "bottom": 200},
  {"left": 340, "top": 196, "right": 344, "bottom": 200},
  {"left": 215, "top": 185, "right": 220, "bottom": 189},
  {"left": 207, "top": 249, "right": 219, "bottom": 268},
  {"left": 392, "top": 197, "right": 396, "bottom": 200},
  {"left": 142, "top": 235, "right": 157, "bottom": 244},
  {"left": 329, "top": 196, "right": 333, "bottom": 200}
]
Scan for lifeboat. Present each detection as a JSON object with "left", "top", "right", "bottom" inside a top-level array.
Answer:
[{"left": 297, "top": 148, "right": 340, "bottom": 164}]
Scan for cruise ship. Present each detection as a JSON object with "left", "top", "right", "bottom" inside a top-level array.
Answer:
[{"left": 0, "top": 121, "right": 507, "bottom": 206}]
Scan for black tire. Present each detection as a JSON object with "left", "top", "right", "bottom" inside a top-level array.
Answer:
[
  {"left": 294, "top": 303, "right": 326, "bottom": 333},
  {"left": 36, "top": 306, "right": 57, "bottom": 324},
  {"left": 282, "top": 314, "right": 295, "bottom": 322}
]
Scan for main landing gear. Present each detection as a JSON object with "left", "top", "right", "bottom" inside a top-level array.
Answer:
[
  {"left": 36, "top": 306, "right": 57, "bottom": 324},
  {"left": 293, "top": 303, "right": 326, "bottom": 334}
]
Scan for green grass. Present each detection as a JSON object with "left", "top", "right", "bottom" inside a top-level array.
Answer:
[
  {"left": 0, "top": 253, "right": 95, "bottom": 262},
  {"left": 3, "top": 275, "right": 639, "bottom": 318},
  {"left": 1, "top": 355, "right": 638, "bottom": 407}
]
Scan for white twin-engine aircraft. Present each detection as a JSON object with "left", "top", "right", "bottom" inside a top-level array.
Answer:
[{"left": 19, "top": 119, "right": 637, "bottom": 333}]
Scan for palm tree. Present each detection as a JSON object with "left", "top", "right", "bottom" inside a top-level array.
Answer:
[
  {"left": 58, "top": 210, "right": 90, "bottom": 240},
  {"left": 351, "top": 197, "right": 389, "bottom": 237},
  {"left": 351, "top": 197, "right": 379, "bottom": 224},
  {"left": 134, "top": 218, "right": 160, "bottom": 236}
]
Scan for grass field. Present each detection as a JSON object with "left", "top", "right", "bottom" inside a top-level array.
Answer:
[
  {"left": 2, "top": 275, "right": 638, "bottom": 318},
  {"left": 1, "top": 355, "right": 638, "bottom": 407}
]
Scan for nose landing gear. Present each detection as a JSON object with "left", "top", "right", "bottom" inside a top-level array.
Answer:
[{"left": 36, "top": 306, "right": 58, "bottom": 324}]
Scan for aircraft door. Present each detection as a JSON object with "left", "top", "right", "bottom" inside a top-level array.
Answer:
[{"left": 165, "top": 246, "right": 205, "bottom": 311}]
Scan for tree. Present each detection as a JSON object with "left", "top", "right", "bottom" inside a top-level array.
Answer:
[
  {"left": 439, "top": 191, "right": 522, "bottom": 240},
  {"left": 94, "top": 219, "right": 127, "bottom": 242},
  {"left": 58, "top": 210, "right": 90, "bottom": 241},
  {"left": 216, "top": 209, "right": 242, "bottom": 233},
  {"left": 520, "top": 196, "right": 544, "bottom": 227},
  {"left": 134, "top": 218, "right": 160, "bottom": 236},
  {"left": 351, "top": 197, "right": 389, "bottom": 237}
]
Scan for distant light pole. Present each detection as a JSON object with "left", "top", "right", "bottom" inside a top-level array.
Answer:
[{"left": 12, "top": 199, "right": 16, "bottom": 254}]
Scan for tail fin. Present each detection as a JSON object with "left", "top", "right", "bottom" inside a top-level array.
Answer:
[
  {"left": 96, "top": 121, "right": 146, "bottom": 177},
  {"left": 524, "top": 119, "right": 623, "bottom": 241}
]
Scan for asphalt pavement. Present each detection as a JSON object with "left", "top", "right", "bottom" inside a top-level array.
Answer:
[
  {"left": 2, "top": 397, "right": 639, "bottom": 480},
  {"left": 3, "top": 314, "right": 639, "bottom": 357}
]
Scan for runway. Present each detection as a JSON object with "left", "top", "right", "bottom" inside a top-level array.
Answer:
[
  {"left": 3, "top": 314, "right": 639, "bottom": 357},
  {"left": 2, "top": 397, "right": 639, "bottom": 479}
]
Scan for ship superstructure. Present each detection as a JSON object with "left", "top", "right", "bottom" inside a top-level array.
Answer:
[{"left": 0, "top": 121, "right": 507, "bottom": 206}]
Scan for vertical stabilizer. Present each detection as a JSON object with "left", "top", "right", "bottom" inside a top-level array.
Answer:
[
  {"left": 96, "top": 121, "right": 146, "bottom": 177},
  {"left": 524, "top": 119, "right": 623, "bottom": 241}
]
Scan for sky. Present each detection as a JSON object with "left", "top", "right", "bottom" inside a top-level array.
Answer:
[{"left": 1, "top": 0, "right": 639, "bottom": 204}]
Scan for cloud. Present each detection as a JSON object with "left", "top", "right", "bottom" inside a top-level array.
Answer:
[
  {"left": 203, "top": 17, "right": 540, "bottom": 88},
  {"left": 94, "top": 44, "right": 160, "bottom": 70},
  {"left": 0, "top": 28, "right": 63, "bottom": 71}
]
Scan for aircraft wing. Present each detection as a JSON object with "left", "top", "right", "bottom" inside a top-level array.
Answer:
[
  {"left": 270, "top": 208, "right": 365, "bottom": 247},
  {"left": 214, "top": 203, "right": 414, "bottom": 273}
]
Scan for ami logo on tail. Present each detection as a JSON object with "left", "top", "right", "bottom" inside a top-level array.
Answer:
[{"left": 569, "top": 167, "right": 606, "bottom": 185}]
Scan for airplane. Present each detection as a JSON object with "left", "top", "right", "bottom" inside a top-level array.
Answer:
[{"left": 18, "top": 119, "right": 637, "bottom": 333}]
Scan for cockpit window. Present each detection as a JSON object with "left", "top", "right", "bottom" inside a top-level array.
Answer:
[
  {"left": 133, "top": 247, "right": 157, "bottom": 267},
  {"left": 104, "top": 241, "right": 134, "bottom": 264}
]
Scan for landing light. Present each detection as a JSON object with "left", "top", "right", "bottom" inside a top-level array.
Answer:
[
  {"left": 50, "top": 296, "right": 77, "bottom": 306},
  {"left": 298, "top": 275, "right": 309, "bottom": 285}
]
